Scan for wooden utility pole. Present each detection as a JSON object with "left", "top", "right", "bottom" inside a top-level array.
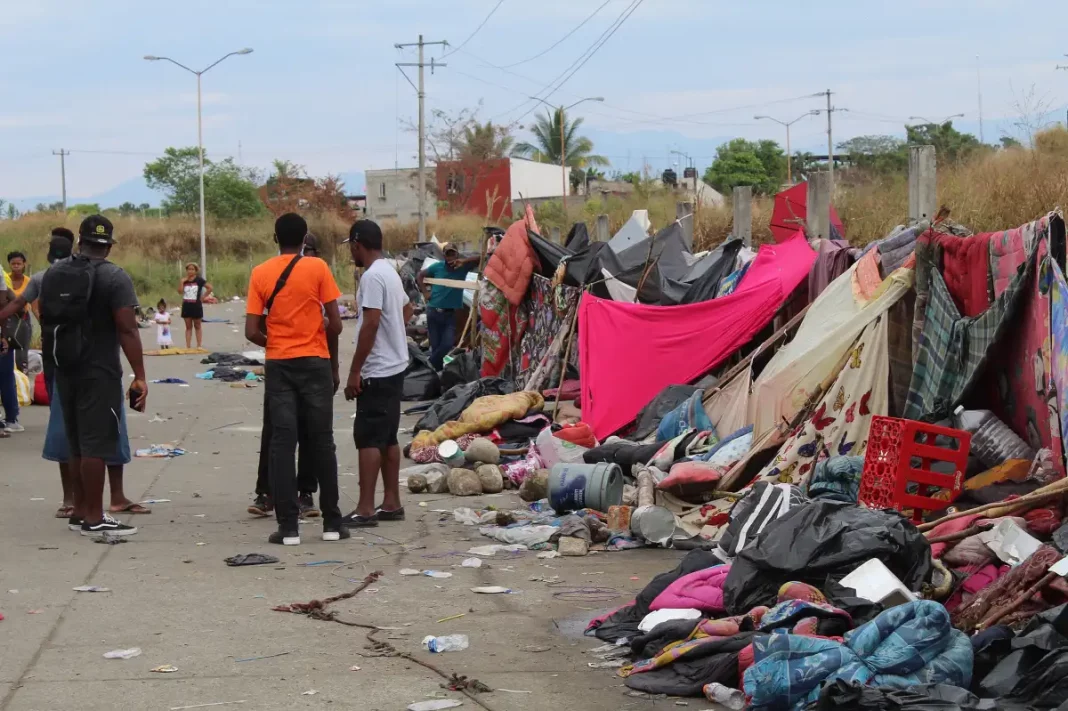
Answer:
[
  {"left": 52, "top": 149, "right": 69, "bottom": 211},
  {"left": 395, "top": 35, "right": 447, "bottom": 242},
  {"left": 908, "top": 145, "right": 937, "bottom": 222}
]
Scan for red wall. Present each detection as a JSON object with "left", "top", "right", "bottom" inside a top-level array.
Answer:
[{"left": 436, "top": 158, "right": 513, "bottom": 220}]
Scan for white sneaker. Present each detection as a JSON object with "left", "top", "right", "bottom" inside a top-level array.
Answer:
[{"left": 3, "top": 422, "right": 23, "bottom": 433}]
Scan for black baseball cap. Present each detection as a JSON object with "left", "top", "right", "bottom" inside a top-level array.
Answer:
[
  {"left": 78, "top": 214, "right": 116, "bottom": 244},
  {"left": 343, "top": 219, "right": 382, "bottom": 248},
  {"left": 46, "top": 234, "right": 74, "bottom": 263},
  {"left": 302, "top": 233, "right": 319, "bottom": 254}
]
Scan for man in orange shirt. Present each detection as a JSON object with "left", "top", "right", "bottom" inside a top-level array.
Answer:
[{"left": 245, "top": 213, "right": 345, "bottom": 546}]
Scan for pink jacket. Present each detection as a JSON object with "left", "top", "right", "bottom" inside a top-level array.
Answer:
[{"left": 649, "top": 565, "right": 731, "bottom": 613}]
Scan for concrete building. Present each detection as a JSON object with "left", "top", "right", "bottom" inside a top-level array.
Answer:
[
  {"left": 363, "top": 167, "right": 435, "bottom": 224},
  {"left": 435, "top": 157, "right": 569, "bottom": 221}
]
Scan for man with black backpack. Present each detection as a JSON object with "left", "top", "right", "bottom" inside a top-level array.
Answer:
[
  {"left": 245, "top": 213, "right": 345, "bottom": 545},
  {"left": 40, "top": 215, "right": 147, "bottom": 538}
]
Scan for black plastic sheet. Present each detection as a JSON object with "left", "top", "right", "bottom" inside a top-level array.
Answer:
[
  {"left": 440, "top": 350, "right": 480, "bottom": 392},
  {"left": 401, "top": 343, "right": 441, "bottom": 401},
  {"left": 632, "top": 384, "right": 700, "bottom": 441},
  {"left": 809, "top": 681, "right": 1005, "bottom": 710},
  {"left": 722, "top": 500, "right": 932, "bottom": 614},
  {"left": 413, "top": 377, "right": 515, "bottom": 434}
]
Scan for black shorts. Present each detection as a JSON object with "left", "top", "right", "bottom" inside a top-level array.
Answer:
[
  {"left": 55, "top": 371, "right": 123, "bottom": 459},
  {"left": 181, "top": 302, "right": 204, "bottom": 320},
  {"left": 353, "top": 371, "right": 405, "bottom": 450}
]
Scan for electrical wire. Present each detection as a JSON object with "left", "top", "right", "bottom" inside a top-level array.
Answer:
[
  {"left": 442, "top": 0, "right": 506, "bottom": 58},
  {"left": 495, "top": 0, "right": 613, "bottom": 69}
]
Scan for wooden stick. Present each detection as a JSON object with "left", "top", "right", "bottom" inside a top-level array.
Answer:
[
  {"left": 978, "top": 571, "right": 1059, "bottom": 630},
  {"left": 917, "top": 478, "right": 1068, "bottom": 532},
  {"left": 551, "top": 301, "right": 581, "bottom": 422},
  {"left": 925, "top": 522, "right": 994, "bottom": 544}
]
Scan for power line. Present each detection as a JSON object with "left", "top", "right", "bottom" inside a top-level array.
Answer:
[
  {"left": 495, "top": 0, "right": 613, "bottom": 69},
  {"left": 442, "top": 0, "right": 505, "bottom": 58}
]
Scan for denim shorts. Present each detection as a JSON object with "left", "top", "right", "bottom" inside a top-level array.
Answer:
[{"left": 42, "top": 380, "right": 131, "bottom": 465}]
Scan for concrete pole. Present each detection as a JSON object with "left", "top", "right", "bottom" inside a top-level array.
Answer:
[
  {"left": 733, "top": 186, "right": 752, "bottom": 248},
  {"left": 417, "top": 34, "right": 427, "bottom": 243},
  {"left": 595, "top": 214, "right": 610, "bottom": 242},
  {"left": 197, "top": 72, "right": 207, "bottom": 276},
  {"left": 53, "top": 149, "right": 69, "bottom": 211},
  {"left": 676, "top": 201, "right": 693, "bottom": 250},
  {"left": 908, "top": 145, "right": 937, "bottom": 222},
  {"left": 806, "top": 171, "right": 832, "bottom": 240}
]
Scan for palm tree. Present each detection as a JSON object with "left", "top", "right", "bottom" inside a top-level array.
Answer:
[
  {"left": 460, "top": 121, "right": 515, "bottom": 161},
  {"left": 512, "top": 108, "right": 608, "bottom": 170}
]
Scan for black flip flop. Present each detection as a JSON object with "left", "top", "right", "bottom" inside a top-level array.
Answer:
[
  {"left": 375, "top": 507, "right": 405, "bottom": 521},
  {"left": 341, "top": 512, "right": 379, "bottom": 527}
]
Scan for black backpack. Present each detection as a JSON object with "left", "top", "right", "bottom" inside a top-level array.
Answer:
[{"left": 40, "top": 256, "right": 98, "bottom": 368}]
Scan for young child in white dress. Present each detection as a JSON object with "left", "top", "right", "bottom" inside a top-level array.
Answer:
[{"left": 155, "top": 298, "right": 173, "bottom": 349}]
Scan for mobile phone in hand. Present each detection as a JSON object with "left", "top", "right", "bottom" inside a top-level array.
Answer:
[{"left": 128, "top": 387, "right": 144, "bottom": 412}]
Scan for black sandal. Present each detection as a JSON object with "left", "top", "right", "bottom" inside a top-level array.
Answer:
[
  {"left": 341, "top": 512, "right": 379, "bottom": 527},
  {"left": 375, "top": 507, "right": 406, "bottom": 521}
]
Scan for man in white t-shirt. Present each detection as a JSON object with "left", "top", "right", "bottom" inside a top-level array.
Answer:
[{"left": 342, "top": 220, "right": 413, "bottom": 526}]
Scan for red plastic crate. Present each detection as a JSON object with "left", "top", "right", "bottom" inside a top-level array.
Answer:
[{"left": 858, "top": 415, "right": 971, "bottom": 522}]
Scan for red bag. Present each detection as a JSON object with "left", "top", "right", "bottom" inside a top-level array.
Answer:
[
  {"left": 553, "top": 422, "right": 596, "bottom": 449},
  {"left": 33, "top": 372, "right": 49, "bottom": 406}
]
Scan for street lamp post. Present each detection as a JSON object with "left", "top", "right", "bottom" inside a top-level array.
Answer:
[
  {"left": 755, "top": 111, "right": 820, "bottom": 184},
  {"left": 145, "top": 48, "right": 253, "bottom": 276},
  {"left": 528, "top": 96, "right": 604, "bottom": 213},
  {"left": 908, "top": 113, "right": 965, "bottom": 126}
]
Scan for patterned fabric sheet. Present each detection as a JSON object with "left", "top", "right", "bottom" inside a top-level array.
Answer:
[
  {"left": 1050, "top": 259, "right": 1068, "bottom": 461},
  {"left": 759, "top": 316, "right": 889, "bottom": 487},
  {"left": 518, "top": 274, "right": 579, "bottom": 382},
  {"left": 478, "top": 280, "right": 528, "bottom": 380}
]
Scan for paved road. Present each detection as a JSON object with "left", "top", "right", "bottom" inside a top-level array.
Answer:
[{"left": 0, "top": 302, "right": 697, "bottom": 711}]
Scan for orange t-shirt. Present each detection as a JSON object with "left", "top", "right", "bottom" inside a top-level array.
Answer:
[{"left": 246, "top": 255, "right": 342, "bottom": 360}]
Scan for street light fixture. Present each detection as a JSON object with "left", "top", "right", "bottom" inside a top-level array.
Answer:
[
  {"left": 528, "top": 95, "right": 604, "bottom": 212},
  {"left": 908, "top": 113, "right": 965, "bottom": 126},
  {"left": 754, "top": 110, "right": 820, "bottom": 184},
  {"left": 145, "top": 48, "right": 254, "bottom": 276}
]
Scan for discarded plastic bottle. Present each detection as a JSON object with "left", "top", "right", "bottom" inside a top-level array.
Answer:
[
  {"left": 422, "top": 634, "right": 469, "bottom": 653},
  {"left": 952, "top": 406, "right": 1035, "bottom": 469}
]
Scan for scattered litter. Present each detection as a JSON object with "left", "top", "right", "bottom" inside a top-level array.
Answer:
[
  {"left": 170, "top": 702, "right": 247, "bottom": 711},
  {"left": 587, "top": 659, "right": 626, "bottom": 669},
  {"left": 422, "top": 634, "right": 469, "bottom": 653},
  {"left": 536, "top": 551, "right": 560, "bottom": 559},
  {"left": 408, "top": 701, "right": 463, "bottom": 711},
  {"left": 7, "top": 590, "right": 17, "bottom": 594},
  {"left": 38, "top": 546, "right": 59, "bottom": 550},
  {"left": 233, "top": 651, "right": 291, "bottom": 663},
  {"left": 148, "top": 414, "right": 169, "bottom": 423},
  {"left": 192, "top": 492, "right": 202, "bottom": 498},
  {"left": 466, "top": 544, "right": 524, "bottom": 557},
  {"left": 104, "top": 647, "right": 142, "bottom": 660},
  {"left": 349, "top": 665, "right": 361, "bottom": 671},
  {"left": 460, "top": 558, "right": 483, "bottom": 568},
  {"left": 520, "top": 645, "right": 551, "bottom": 653},
  {"left": 151, "top": 664, "right": 179, "bottom": 673},
  {"left": 151, "top": 378, "right": 189, "bottom": 384},
  {"left": 496, "top": 689, "right": 532, "bottom": 694},
  {"left": 418, "top": 501, "right": 428, "bottom": 507},
  {"left": 27, "top": 609, "right": 43, "bottom": 614},
  {"left": 135, "top": 445, "right": 186, "bottom": 458},
  {"left": 399, "top": 568, "right": 422, "bottom": 576},
  {"left": 297, "top": 560, "right": 344, "bottom": 567},
  {"left": 30, "top": 497, "right": 45, "bottom": 501},
  {"left": 193, "top": 514, "right": 206, "bottom": 518},
  {"left": 424, "top": 570, "right": 453, "bottom": 579},
  {"left": 140, "top": 498, "right": 172, "bottom": 504},
  {"left": 196, "top": 542, "right": 207, "bottom": 546},
  {"left": 95, "top": 534, "right": 128, "bottom": 545},
  {"left": 471, "top": 586, "right": 512, "bottom": 594},
  {"left": 437, "top": 613, "right": 466, "bottom": 623},
  {"left": 301, "top": 690, "right": 318, "bottom": 696},
  {"left": 224, "top": 553, "right": 280, "bottom": 567}
]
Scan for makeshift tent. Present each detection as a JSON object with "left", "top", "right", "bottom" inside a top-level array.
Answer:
[
  {"left": 580, "top": 233, "right": 816, "bottom": 439},
  {"left": 607, "top": 210, "right": 652, "bottom": 253},
  {"left": 769, "top": 182, "right": 845, "bottom": 243}
]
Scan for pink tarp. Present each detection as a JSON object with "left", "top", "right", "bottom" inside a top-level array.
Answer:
[{"left": 579, "top": 233, "right": 817, "bottom": 439}]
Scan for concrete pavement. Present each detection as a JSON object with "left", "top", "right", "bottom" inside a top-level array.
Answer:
[{"left": 0, "top": 301, "right": 696, "bottom": 711}]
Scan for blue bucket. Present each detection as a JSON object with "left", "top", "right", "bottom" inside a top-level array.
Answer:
[{"left": 549, "top": 462, "right": 624, "bottom": 514}]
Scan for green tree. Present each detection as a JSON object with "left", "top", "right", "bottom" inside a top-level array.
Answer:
[
  {"left": 905, "top": 121, "right": 984, "bottom": 163},
  {"left": 1000, "top": 136, "right": 1023, "bottom": 150},
  {"left": 703, "top": 138, "right": 783, "bottom": 194},
  {"left": 461, "top": 120, "right": 515, "bottom": 161},
  {"left": 117, "top": 202, "right": 138, "bottom": 216},
  {"left": 68, "top": 203, "right": 101, "bottom": 215},
  {"left": 836, "top": 135, "right": 908, "bottom": 174},
  {"left": 144, "top": 147, "right": 264, "bottom": 219},
  {"left": 6, "top": 204, "right": 19, "bottom": 220},
  {"left": 512, "top": 108, "right": 608, "bottom": 170}
]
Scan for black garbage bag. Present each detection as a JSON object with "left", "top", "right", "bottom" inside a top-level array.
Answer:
[
  {"left": 978, "top": 604, "right": 1068, "bottom": 708},
  {"left": 401, "top": 343, "right": 441, "bottom": 401},
  {"left": 632, "top": 385, "right": 700, "bottom": 441},
  {"left": 722, "top": 500, "right": 931, "bottom": 614},
  {"left": 809, "top": 681, "right": 1006, "bottom": 710},
  {"left": 440, "top": 350, "right": 480, "bottom": 392},
  {"left": 414, "top": 376, "right": 515, "bottom": 434},
  {"left": 716, "top": 481, "right": 808, "bottom": 558}
]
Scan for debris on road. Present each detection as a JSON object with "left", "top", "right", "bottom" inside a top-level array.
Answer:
[
  {"left": 422, "top": 634, "right": 469, "bottom": 652},
  {"left": 407, "top": 700, "right": 463, "bottom": 711},
  {"left": 73, "top": 586, "right": 110, "bottom": 593},
  {"left": 470, "top": 586, "right": 511, "bottom": 594},
  {"left": 224, "top": 553, "right": 280, "bottom": 567},
  {"left": 151, "top": 664, "right": 179, "bottom": 673},
  {"left": 103, "top": 648, "right": 142, "bottom": 659}
]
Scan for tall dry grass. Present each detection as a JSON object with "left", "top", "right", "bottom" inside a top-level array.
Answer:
[{"left": 4, "top": 127, "right": 1068, "bottom": 301}]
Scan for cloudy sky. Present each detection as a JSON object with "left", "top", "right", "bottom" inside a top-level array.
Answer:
[{"left": 2, "top": 0, "right": 1067, "bottom": 203}]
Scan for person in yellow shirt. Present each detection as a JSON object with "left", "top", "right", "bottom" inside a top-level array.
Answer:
[{"left": 5, "top": 251, "right": 32, "bottom": 371}]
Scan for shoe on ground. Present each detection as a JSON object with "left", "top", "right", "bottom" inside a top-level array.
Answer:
[
  {"left": 268, "top": 529, "right": 300, "bottom": 546},
  {"left": 298, "top": 494, "right": 321, "bottom": 518},
  {"left": 68, "top": 515, "right": 84, "bottom": 532},
  {"left": 81, "top": 514, "right": 138, "bottom": 537},
  {"left": 323, "top": 525, "right": 351, "bottom": 542},
  {"left": 340, "top": 510, "right": 379, "bottom": 527},
  {"left": 3, "top": 421, "right": 24, "bottom": 433},
  {"left": 375, "top": 506, "right": 405, "bottom": 521},
  {"left": 248, "top": 495, "right": 273, "bottom": 517}
]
